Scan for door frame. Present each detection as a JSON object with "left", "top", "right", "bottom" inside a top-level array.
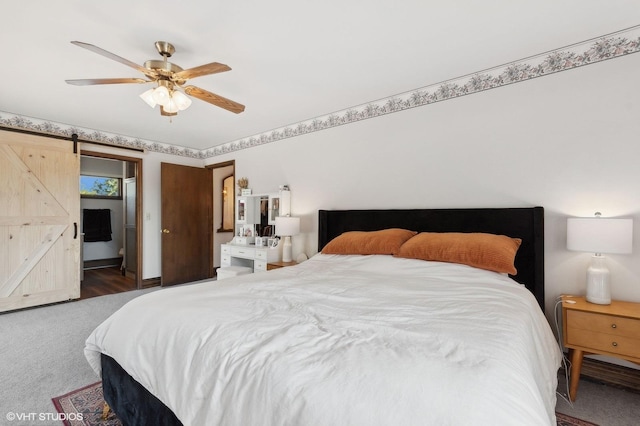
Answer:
[
  {"left": 207, "top": 160, "right": 235, "bottom": 272},
  {"left": 81, "top": 150, "right": 143, "bottom": 290}
]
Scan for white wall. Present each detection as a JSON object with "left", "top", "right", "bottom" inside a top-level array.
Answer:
[{"left": 207, "top": 52, "right": 640, "bottom": 320}]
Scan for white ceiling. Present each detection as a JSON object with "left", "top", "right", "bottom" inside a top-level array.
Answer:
[{"left": 2, "top": 1, "right": 639, "bottom": 152}]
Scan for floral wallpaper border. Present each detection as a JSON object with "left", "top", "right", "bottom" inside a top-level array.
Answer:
[{"left": 2, "top": 25, "right": 639, "bottom": 159}]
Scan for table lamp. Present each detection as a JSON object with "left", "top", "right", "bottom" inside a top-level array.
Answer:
[
  {"left": 275, "top": 216, "right": 300, "bottom": 262},
  {"left": 567, "top": 212, "right": 633, "bottom": 304}
]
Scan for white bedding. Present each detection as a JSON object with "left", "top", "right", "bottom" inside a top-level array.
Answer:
[{"left": 85, "top": 254, "right": 562, "bottom": 426}]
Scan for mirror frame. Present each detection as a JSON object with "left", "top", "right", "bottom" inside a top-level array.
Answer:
[{"left": 217, "top": 174, "right": 235, "bottom": 232}]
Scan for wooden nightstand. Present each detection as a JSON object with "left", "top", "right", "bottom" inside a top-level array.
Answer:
[
  {"left": 267, "top": 261, "right": 297, "bottom": 270},
  {"left": 562, "top": 295, "right": 640, "bottom": 400}
]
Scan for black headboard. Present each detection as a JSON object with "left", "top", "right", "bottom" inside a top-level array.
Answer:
[{"left": 318, "top": 207, "right": 545, "bottom": 312}]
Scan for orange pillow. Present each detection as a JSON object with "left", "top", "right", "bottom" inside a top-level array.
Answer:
[
  {"left": 395, "top": 232, "right": 522, "bottom": 274},
  {"left": 321, "top": 228, "right": 417, "bottom": 255}
]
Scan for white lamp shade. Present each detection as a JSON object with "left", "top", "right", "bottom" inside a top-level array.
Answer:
[
  {"left": 152, "top": 86, "right": 171, "bottom": 106},
  {"left": 164, "top": 96, "right": 179, "bottom": 114},
  {"left": 275, "top": 216, "right": 300, "bottom": 236},
  {"left": 172, "top": 90, "right": 192, "bottom": 110},
  {"left": 567, "top": 217, "right": 633, "bottom": 254},
  {"left": 139, "top": 88, "right": 157, "bottom": 108}
]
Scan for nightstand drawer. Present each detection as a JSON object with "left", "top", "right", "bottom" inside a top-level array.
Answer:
[
  {"left": 562, "top": 296, "right": 640, "bottom": 401},
  {"left": 567, "top": 310, "right": 640, "bottom": 339},
  {"left": 566, "top": 327, "right": 640, "bottom": 358}
]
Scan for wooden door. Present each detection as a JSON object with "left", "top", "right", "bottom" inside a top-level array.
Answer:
[
  {"left": 0, "top": 130, "right": 80, "bottom": 312},
  {"left": 161, "top": 163, "right": 213, "bottom": 286}
]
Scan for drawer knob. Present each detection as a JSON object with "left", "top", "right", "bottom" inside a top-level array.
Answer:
[
  {"left": 612, "top": 342, "right": 618, "bottom": 347},
  {"left": 611, "top": 324, "right": 617, "bottom": 329}
]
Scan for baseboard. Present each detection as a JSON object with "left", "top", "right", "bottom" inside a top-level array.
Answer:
[
  {"left": 83, "top": 258, "right": 122, "bottom": 270},
  {"left": 564, "top": 357, "right": 640, "bottom": 394},
  {"left": 141, "top": 277, "right": 161, "bottom": 288}
]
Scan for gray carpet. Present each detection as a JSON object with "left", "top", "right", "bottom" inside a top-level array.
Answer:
[
  {"left": 1, "top": 288, "right": 639, "bottom": 426},
  {"left": 0, "top": 289, "right": 154, "bottom": 426},
  {"left": 556, "top": 371, "right": 640, "bottom": 426}
]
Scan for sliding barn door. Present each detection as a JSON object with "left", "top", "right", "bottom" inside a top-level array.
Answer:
[{"left": 0, "top": 130, "right": 80, "bottom": 312}]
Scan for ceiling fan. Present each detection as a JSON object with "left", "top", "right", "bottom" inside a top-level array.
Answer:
[{"left": 66, "top": 41, "right": 245, "bottom": 116}]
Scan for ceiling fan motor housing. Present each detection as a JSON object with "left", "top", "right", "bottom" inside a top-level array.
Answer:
[{"left": 144, "top": 59, "right": 183, "bottom": 77}]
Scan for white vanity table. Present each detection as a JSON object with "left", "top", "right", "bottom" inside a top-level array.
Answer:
[
  {"left": 220, "top": 242, "right": 281, "bottom": 272},
  {"left": 218, "top": 188, "right": 290, "bottom": 278}
]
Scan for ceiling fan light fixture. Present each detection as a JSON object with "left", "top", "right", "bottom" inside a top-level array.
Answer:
[
  {"left": 172, "top": 90, "right": 192, "bottom": 111},
  {"left": 152, "top": 85, "right": 171, "bottom": 106},
  {"left": 139, "top": 88, "right": 157, "bottom": 108},
  {"left": 164, "top": 96, "right": 180, "bottom": 114}
]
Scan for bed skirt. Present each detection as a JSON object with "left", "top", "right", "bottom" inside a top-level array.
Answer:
[{"left": 101, "top": 353, "right": 182, "bottom": 426}]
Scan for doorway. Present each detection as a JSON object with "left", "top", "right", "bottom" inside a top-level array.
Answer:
[{"left": 80, "top": 150, "right": 143, "bottom": 298}]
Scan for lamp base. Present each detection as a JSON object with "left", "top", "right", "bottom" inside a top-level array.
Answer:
[
  {"left": 586, "top": 255, "right": 611, "bottom": 305},
  {"left": 282, "top": 236, "right": 293, "bottom": 263}
]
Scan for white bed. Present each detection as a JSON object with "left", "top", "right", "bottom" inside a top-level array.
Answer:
[{"left": 86, "top": 253, "right": 562, "bottom": 425}]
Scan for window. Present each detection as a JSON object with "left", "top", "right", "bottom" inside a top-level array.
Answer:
[{"left": 80, "top": 175, "right": 122, "bottom": 199}]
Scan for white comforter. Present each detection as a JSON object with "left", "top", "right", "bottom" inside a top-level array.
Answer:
[{"left": 85, "top": 254, "right": 562, "bottom": 426}]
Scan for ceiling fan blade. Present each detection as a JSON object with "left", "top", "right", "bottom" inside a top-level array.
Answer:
[
  {"left": 173, "top": 62, "right": 231, "bottom": 81},
  {"left": 184, "top": 85, "right": 245, "bottom": 114},
  {"left": 66, "top": 78, "right": 149, "bottom": 86},
  {"left": 70, "top": 41, "right": 157, "bottom": 79}
]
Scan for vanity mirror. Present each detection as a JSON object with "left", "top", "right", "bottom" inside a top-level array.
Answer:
[
  {"left": 257, "top": 196, "right": 272, "bottom": 237},
  {"left": 268, "top": 195, "right": 280, "bottom": 225},
  {"left": 268, "top": 189, "right": 291, "bottom": 224},
  {"left": 233, "top": 189, "right": 291, "bottom": 240}
]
